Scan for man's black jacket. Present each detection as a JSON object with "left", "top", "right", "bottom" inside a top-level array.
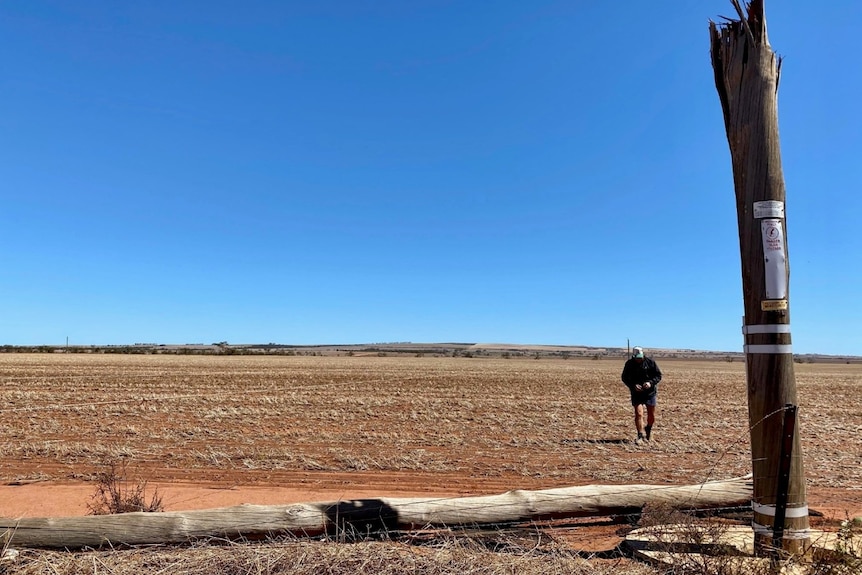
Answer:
[{"left": 621, "top": 357, "right": 662, "bottom": 398}]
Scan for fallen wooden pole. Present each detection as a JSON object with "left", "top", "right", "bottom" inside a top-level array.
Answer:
[{"left": 1, "top": 476, "right": 752, "bottom": 549}]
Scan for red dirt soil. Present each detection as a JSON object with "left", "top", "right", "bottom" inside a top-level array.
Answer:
[{"left": 2, "top": 471, "right": 472, "bottom": 518}]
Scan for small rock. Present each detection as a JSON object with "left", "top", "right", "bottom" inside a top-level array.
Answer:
[{"left": 1, "top": 548, "right": 19, "bottom": 561}]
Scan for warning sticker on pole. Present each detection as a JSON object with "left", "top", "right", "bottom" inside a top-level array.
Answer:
[
  {"left": 754, "top": 200, "right": 785, "bottom": 219},
  {"left": 761, "top": 219, "right": 788, "bottom": 300}
]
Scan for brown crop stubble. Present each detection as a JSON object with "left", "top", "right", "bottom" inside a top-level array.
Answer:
[{"left": 2, "top": 353, "right": 859, "bottom": 491}]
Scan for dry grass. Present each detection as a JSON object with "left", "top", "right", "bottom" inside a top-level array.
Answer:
[
  {"left": 630, "top": 503, "right": 862, "bottom": 575},
  {"left": 3, "top": 534, "right": 658, "bottom": 575}
]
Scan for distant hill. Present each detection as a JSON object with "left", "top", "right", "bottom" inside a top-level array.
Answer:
[{"left": 2, "top": 342, "right": 858, "bottom": 363}]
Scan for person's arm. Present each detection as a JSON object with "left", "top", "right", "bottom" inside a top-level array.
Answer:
[
  {"left": 647, "top": 360, "right": 662, "bottom": 387},
  {"left": 620, "top": 360, "right": 641, "bottom": 390},
  {"left": 621, "top": 362, "right": 635, "bottom": 389}
]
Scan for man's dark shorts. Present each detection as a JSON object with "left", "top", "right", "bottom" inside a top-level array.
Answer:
[{"left": 631, "top": 394, "right": 657, "bottom": 407}]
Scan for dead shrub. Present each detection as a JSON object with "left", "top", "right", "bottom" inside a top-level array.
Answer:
[
  {"left": 87, "top": 459, "right": 164, "bottom": 515},
  {"left": 634, "top": 505, "right": 862, "bottom": 575}
]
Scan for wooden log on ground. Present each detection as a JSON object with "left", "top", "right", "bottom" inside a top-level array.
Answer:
[{"left": 1, "top": 476, "right": 752, "bottom": 549}]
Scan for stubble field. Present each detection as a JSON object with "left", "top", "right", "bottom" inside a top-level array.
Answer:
[{"left": 1, "top": 353, "right": 860, "bottom": 574}]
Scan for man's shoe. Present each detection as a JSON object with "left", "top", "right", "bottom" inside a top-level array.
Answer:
[
  {"left": 635, "top": 433, "right": 645, "bottom": 444},
  {"left": 645, "top": 425, "right": 653, "bottom": 441}
]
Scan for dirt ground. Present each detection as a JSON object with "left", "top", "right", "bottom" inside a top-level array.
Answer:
[{"left": 1, "top": 353, "right": 860, "bottom": 553}]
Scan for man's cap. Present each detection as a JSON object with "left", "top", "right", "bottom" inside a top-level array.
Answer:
[{"left": 632, "top": 346, "right": 644, "bottom": 358}]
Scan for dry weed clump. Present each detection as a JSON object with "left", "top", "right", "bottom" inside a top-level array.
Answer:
[
  {"left": 632, "top": 504, "right": 862, "bottom": 575},
  {"left": 87, "top": 459, "right": 164, "bottom": 515},
  {"left": 812, "top": 516, "right": 862, "bottom": 574}
]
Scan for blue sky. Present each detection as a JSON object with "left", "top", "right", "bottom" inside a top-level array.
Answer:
[{"left": 2, "top": 1, "right": 860, "bottom": 354}]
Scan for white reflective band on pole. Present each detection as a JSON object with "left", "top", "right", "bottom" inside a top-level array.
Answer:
[
  {"left": 742, "top": 324, "right": 791, "bottom": 335},
  {"left": 752, "top": 522, "right": 811, "bottom": 540},
  {"left": 744, "top": 344, "right": 793, "bottom": 354},
  {"left": 752, "top": 501, "right": 809, "bottom": 518}
]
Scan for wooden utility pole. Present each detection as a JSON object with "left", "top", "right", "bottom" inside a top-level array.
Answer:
[{"left": 709, "top": 0, "right": 809, "bottom": 555}]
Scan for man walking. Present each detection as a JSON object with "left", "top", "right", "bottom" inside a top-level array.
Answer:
[{"left": 621, "top": 346, "right": 662, "bottom": 443}]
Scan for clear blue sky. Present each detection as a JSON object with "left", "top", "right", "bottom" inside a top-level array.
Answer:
[{"left": 2, "top": 1, "right": 860, "bottom": 354}]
